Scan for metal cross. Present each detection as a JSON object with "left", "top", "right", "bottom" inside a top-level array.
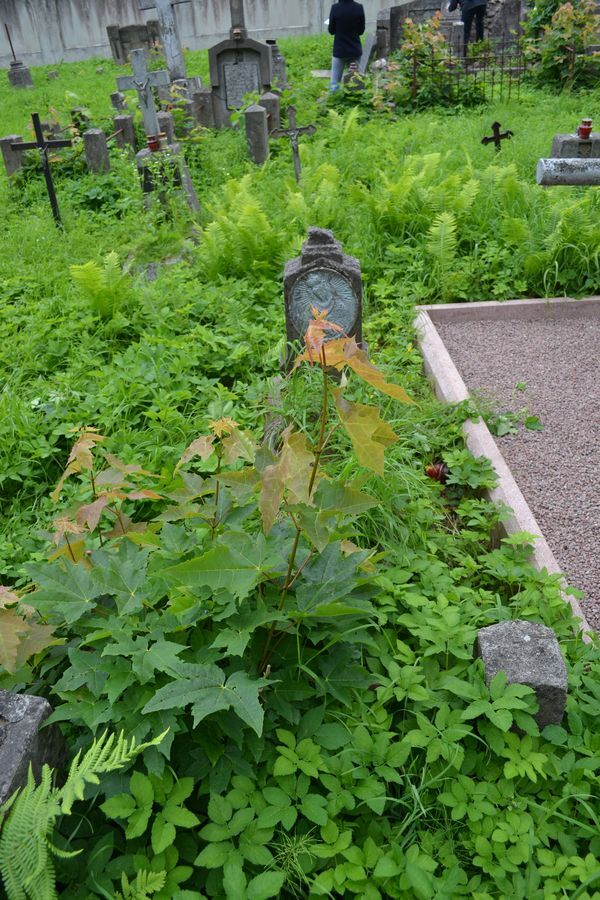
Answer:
[
  {"left": 271, "top": 106, "right": 316, "bottom": 183},
  {"left": 481, "top": 121, "right": 513, "bottom": 153},
  {"left": 4, "top": 23, "right": 18, "bottom": 63},
  {"left": 10, "top": 113, "right": 72, "bottom": 226},
  {"left": 117, "top": 49, "right": 170, "bottom": 137},
  {"left": 136, "top": 0, "right": 187, "bottom": 80}
]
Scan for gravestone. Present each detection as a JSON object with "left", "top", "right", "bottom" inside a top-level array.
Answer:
[
  {"left": 191, "top": 88, "right": 216, "bottom": 128},
  {"left": 207, "top": 0, "right": 272, "bottom": 128},
  {"left": 114, "top": 114, "right": 137, "bottom": 151},
  {"left": 106, "top": 22, "right": 161, "bottom": 65},
  {"left": 136, "top": 0, "right": 187, "bottom": 81},
  {"left": 157, "top": 110, "right": 175, "bottom": 143},
  {"left": 117, "top": 50, "right": 170, "bottom": 137},
  {"left": 0, "top": 690, "right": 66, "bottom": 804},
  {"left": 136, "top": 143, "right": 200, "bottom": 211},
  {"left": 244, "top": 104, "right": 269, "bottom": 164},
  {"left": 1, "top": 135, "right": 24, "bottom": 178},
  {"left": 8, "top": 60, "right": 33, "bottom": 88},
  {"left": 83, "top": 129, "right": 110, "bottom": 173},
  {"left": 111, "top": 91, "right": 128, "bottom": 112},
  {"left": 266, "top": 38, "right": 288, "bottom": 89},
  {"left": 259, "top": 91, "right": 280, "bottom": 132},
  {"left": 283, "top": 227, "right": 362, "bottom": 370},
  {"left": 475, "top": 620, "right": 567, "bottom": 728},
  {"left": 358, "top": 32, "right": 376, "bottom": 74}
]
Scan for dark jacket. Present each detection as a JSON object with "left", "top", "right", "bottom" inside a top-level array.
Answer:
[
  {"left": 328, "top": 0, "right": 366, "bottom": 60},
  {"left": 448, "top": 0, "right": 486, "bottom": 13}
]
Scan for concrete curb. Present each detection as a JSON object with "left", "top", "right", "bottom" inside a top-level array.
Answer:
[{"left": 415, "top": 298, "right": 595, "bottom": 639}]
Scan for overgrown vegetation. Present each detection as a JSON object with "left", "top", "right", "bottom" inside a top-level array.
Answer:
[{"left": 1, "top": 32, "right": 599, "bottom": 899}]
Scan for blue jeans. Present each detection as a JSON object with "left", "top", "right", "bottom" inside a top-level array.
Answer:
[{"left": 329, "top": 56, "right": 359, "bottom": 92}]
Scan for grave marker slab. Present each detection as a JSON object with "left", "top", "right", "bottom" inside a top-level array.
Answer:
[
  {"left": 1, "top": 134, "right": 23, "bottom": 177},
  {"left": 476, "top": 620, "right": 567, "bottom": 728},
  {"left": 245, "top": 104, "right": 269, "bottom": 164},
  {"left": 0, "top": 690, "right": 66, "bottom": 804},
  {"left": 283, "top": 227, "right": 362, "bottom": 370},
  {"left": 550, "top": 132, "right": 600, "bottom": 158},
  {"left": 83, "top": 129, "right": 110, "bottom": 173},
  {"left": 113, "top": 114, "right": 136, "bottom": 151},
  {"left": 207, "top": 0, "right": 272, "bottom": 128},
  {"left": 117, "top": 49, "right": 170, "bottom": 137},
  {"left": 536, "top": 158, "right": 600, "bottom": 186}
]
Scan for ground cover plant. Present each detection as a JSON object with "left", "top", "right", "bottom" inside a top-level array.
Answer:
[{"left": 1, "top": 32, "right": 600, "bottom": 899}]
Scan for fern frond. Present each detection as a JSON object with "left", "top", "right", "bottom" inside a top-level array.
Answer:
[
  {"left": 115, "top": 869, "right": 167, "bottom": 899},
  {"left": 426, "top": 212, "right": 457, "bottom": 262}
]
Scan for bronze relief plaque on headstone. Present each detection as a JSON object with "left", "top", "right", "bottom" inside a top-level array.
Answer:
[
  {"left": 289, "top": 267, "right": 358, "bottom": 338},
  {"left": 224, "top": 62, "right": 260, "bottom": 108}
]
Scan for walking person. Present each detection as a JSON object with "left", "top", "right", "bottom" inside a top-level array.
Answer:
[
  {"left": 448, "top": 0, "right": 487, "bottom": 55},
  {"left": 328, "top": 0, "right": 366, "bottom": 92}
]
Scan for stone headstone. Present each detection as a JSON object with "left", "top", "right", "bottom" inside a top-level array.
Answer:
[
  {"left": 0, "top": 690, "right": 66, "bottom": 804},
  {"left": 114, "top": 114, "right": 137, "bottom": 151},
  {"left": 191, "top": 88, "right": 216, "bottom": 128},
  {"left": 83, "top": 129, "right": 110, "bottom": 173},
  {"left": 136, "top": 143, "right": 200, "bottom": 212},
  {"left": 106, "top": 21, "right": 161, "bottom": 65},
  {"left": 259, "top": 91, "right": 280, "bottom": 132},
  {"left": 537, "top": 158, "right": 600, "bottom": 186},
  {"left": 266, "top": 38, "right": 288, "bottom": 89},
  {"left": 7, "top": 60, "right": 33, "bottom": 88},
  {"left": 157, "top": 110, "right": 175, "bottom": 144},
  {"left": 283, "top": 228, "right": 362, "bottom": 369},
  {"left": 1, "top": 135, "right": 24, "bottom": 178},
  {"left": 245, "top": 104, "right": 269, "bottom": 164},
  {"left": 358, "top": 33, "right": 376, "bottom": 74},
  {"left": 475, "top": 620, "right": 567, "bottom": 728},
  {"left": 550, "top": 132, "right": 600, "bottom": 158},
  {"left": 111, "top": 91, "right": 127, "bottom": 112},
  {"left": 207, "top": 0, "right": 272, "bottom": 128},
  {"left": 136, "top": 0, "right": 186, "bottom": 81}
]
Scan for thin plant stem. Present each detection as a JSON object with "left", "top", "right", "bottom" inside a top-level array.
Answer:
[
  {"left": 211, "top": 445, "right": 223, "bottom": 540},
  {"left": 64, "top": 534, "right": 76, "bottom": 563}
]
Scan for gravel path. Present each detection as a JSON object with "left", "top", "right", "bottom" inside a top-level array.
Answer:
[{"left": 436, "top": 315, "right": 600, "bottom": 631}]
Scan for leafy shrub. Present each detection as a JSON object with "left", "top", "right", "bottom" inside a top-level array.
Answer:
[{"left": 523, "top": 0, "right": 600, "bottom": 89}]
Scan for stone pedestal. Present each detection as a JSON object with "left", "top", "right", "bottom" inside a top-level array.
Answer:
[
  {"left": 8, "top": 61, "right": 33, "bottom": 88},
  {"left": 259, "top": 92, "right": 281, "bottom": 133},
  {"left": 245, "top": 104, "right": 269, "bottom": 164},
  {"left": 191, "top": 89, "right": 216, "bottom": 128},
  {"left": 550, "top": 132, "right": 600, "bottom": 159},
  {"left": 157, "top": 111, "right": 175, "bottom": 144},
  {"left": 114, "top": 115, "right": 136, "bottom": 151},
  {"left": 111, "top": 91, "right": 127, "bottom": 112},
  {"left": 1, "top": 135, "right": 24, "bottom": 178},
  {"left": 0, "top": 690, "right": 66, "bottom": 804},
  {"left": 475, "top": 620, "right": 567, "bottom": 728},
  {"left": 136, "top": 144, "right": 200, "bottom": 212},
  {"left": 266, "top": 39, "right": 288, "bottom": 89},
  {"left": 83, "top": 129, "right": 110, "bottom": 173}
]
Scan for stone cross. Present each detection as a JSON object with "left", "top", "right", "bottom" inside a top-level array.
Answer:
[
  {"left": 10, "top": 113, "right": 72, "bottom": 225},
  {"left": 117, "top": 50, "right": 170, "bottom": 137},
  {"left": 229, "top": 0, "right": 247, "bottom": 35},
  {"left": 271, "top": 106, "right": 316, "bottom": 183},
  {"left": 481, "top": 121, "right": 513, "bottom": 153},
  {"left": 137, "top": 0, "right": 188, "bottom": 81}
]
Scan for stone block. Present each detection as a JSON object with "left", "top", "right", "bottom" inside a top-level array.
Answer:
[
  {"left": 0, "top": 690, "right": 66, "bottom": 804},
  {"left": 191, "top": 89, "right": 216, "bottom": 128},
  {"left": 475, "top": 620, "right": 567, "bottom": 728},
  {"left": 551, "top": 132, "right": 600, "bottom": 159},
  {"left": 8, "top": 61, "right": 33, "bottom": 88},
  {"left": 157, "top": 111, "right": 175, "bottom": 144},
  {"left": 244, "top": 104, "right": 269, "bottom": 165},
  {"left": 1, "top": 135, "right": 24, "bottom": 178},
  {"left": 83, "top": 128, "right": 110, "bottom": 173},
  {"left": 259, "top": 91, "right": 280, "bottom": 132},
  {"left": 114, "top": 115, "right": 136, "bottom": 151}
]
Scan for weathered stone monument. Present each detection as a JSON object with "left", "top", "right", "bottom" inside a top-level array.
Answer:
[
  {"left": 245, "top": 105, "right": 269, "bottom": 164},
  {"left": 137, "top": 0, "right": 188, "bottom": 81},
  {"left": 1, "top": 135, "right": 24, "bottom": 178},
  {"left": 117, "top": 49, "right": 170, "bottom": 138},
  {"left": 475, "top": 620, "right": 567, "bottom": 728},
  {"left": 207, "top": 0, "right": 273, "bottom": 128},
  {"left": 537, "top": 119, "right": 600, "bottom": 186},
  {"left": 83, "top": 129, "right": 110, "bottom": 173},
  {"left": 107, "top": 21, "right": 161, "bottom": 65},
  {"left": 113, "top": 114, "right": 137, "bottom": 151},
  {"left": 136, "top": 143, "right": 200, "bottom": 212},
  {"left": 259, "top": 91, "right": 281, "bottom": 133},
  {"left": 5, "top": 24, "right": 33, "bottom": 88},
  {"left": 283, "top": 228, "right": 362, "bottom": 370},
  {"left": 266, "top": 38, "right": 288, "bottom": 89},
  {"left": 0, "top": 690, "right": 66, "bottom": 804}
]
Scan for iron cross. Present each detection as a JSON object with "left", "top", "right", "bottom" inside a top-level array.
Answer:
[
  {"left": 481, "top": 121, "right": 513, "bottom": 153},
  {"left": 10, "top": 112, "right": 72, "bottom": 226},
  {"left": 271, "top": 106, "right": 316, "bottom": 182},
  {"left": 117, "top": 49, "right": 170, "bottom": 137}
]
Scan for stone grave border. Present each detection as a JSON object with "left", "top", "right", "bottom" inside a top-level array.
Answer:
[{"left": 415, "top": 295, "right": 600, "bottom": 638}]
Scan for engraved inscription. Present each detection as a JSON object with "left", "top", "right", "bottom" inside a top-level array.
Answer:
[
  {"left": 223, "top": 61, "right": 260, "bottom": 109},
  {"left": 290, "top": 268, "right": 358, "bottom": 339}
]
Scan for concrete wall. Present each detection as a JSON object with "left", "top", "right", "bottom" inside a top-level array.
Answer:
[{"left": 0, "top": 0, "right": 394, "bottom": 67}]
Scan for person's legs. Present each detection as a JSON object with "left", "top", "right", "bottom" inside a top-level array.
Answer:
[
  {"left": 474, "top": 5, "right": 485, "bottom": 42},
  {"left": 462, "top": 8, "right": 475, "bottom": 54},
  {"left": 329, "top": 56, "right": 346, "bottom": 92}
]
